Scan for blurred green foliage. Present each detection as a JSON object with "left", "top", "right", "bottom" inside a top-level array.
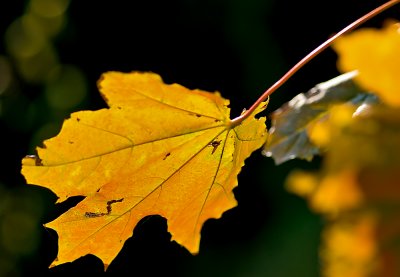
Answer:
[{"left": 0, "top": 1, "right": 88, "bottom": 276}]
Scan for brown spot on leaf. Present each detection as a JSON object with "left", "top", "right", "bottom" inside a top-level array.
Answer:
[
  {"left": 106, "top": 198, "right": 124, "bottom": 214},
  {"left": 85, "top": 198, "right": 124, "bottom": 218},
  {"left": 188, "top": 112, "right": 202, "bottom": 118},
  {"left": 85, "top": 212, "right": 104, "bottom": 218},
  {"left": 209, "top": 140, "right": 222, "bottom": 154},
  {"left": 163, "top": 152, "right": 171, "bottom": 160}
]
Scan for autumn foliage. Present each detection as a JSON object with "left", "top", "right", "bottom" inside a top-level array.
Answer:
[
  {"left": 286, "top": 23, "right": 400, "bottom": 276},
  {"left": 22, "top": 72, "right": 267, "bottom": 267},
  {"left": 18, "top": 4, "right": 400, "bottom": 277}
]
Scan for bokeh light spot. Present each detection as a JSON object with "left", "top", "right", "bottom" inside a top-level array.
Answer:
[
  {"left": 30, "top": 0, "right": 70, "bottom": 18},
  {"left": 5, "top": 16, "right": 46, "bottom": 59},
  {"left": 45, "top": 65, "right": 88, "bottom": 110}
]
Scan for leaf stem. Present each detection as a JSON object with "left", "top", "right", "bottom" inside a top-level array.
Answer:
[{"left": 230, "top": 0, "right": 400, "bottom": 127}]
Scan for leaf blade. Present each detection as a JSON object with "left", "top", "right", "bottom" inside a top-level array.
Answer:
[{"left": 21, "top": 72, "right": 267, "bottom": 267}]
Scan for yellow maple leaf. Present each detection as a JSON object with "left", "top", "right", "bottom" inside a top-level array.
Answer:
[
  {"left": 333, "top": 22, "right": 400, "bottom": 107},
  {"left": 21, "top": 72, "right": 267, "bottom": 267}
]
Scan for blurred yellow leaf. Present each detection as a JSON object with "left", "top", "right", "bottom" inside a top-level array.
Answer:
[
  {"left": 321, "top": 214, "right": 378, "bottom": 277},
  {"left": 333, "top": 22, "right": 400, "bottom": 107},
  {"left": 287, "top": 105, "right": 400, "bottom": 276},
  {"left": 307, "top": 104, "right": 356, "bottom": 148},
  {"left": 21, "top": 72, "right": 267, "bottom": 267}
]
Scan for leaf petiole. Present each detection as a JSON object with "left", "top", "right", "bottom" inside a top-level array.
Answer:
[{"left": 230, "top": 0, "right": 400, "bottom": 127}]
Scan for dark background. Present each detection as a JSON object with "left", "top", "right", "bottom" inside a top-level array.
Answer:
[{"left": 0, "top": 0, "right": 398, "bottom": 276}]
